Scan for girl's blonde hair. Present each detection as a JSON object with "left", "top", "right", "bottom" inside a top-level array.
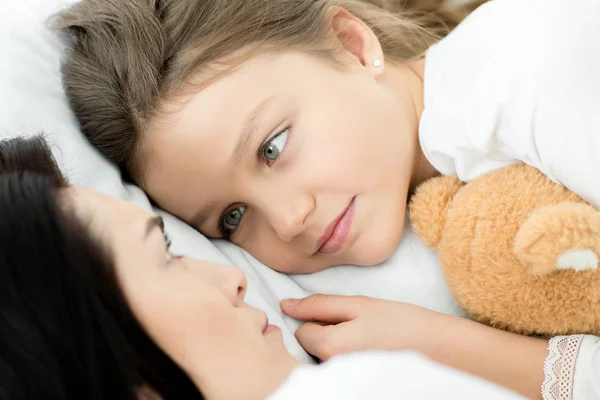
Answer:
[{"left": 54, "top": 0, "right": 485, "bottom": 180}]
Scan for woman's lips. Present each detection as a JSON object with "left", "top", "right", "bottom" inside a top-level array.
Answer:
[
  {"left": 262, "top": 315, "right": 281, "bottom": 334},
  {"left": 317, "top": 197, "right": 355, "bottom": 254},
  {"left": 263, "top": 324, "right": 281, "bottom": 334}
]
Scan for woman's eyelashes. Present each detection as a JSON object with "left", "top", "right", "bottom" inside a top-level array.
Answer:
[
  {"left": 259, "top": 127, "right": 289, "bottom": 166},
  {"left": 161, "top": 225, "right": 182, "bottom": 262},
  {"left": 163, "top": 229, "right": 172, "bottom": 251}
]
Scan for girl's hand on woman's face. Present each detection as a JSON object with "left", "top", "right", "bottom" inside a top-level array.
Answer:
[{"left": 280, "top": 294, "right": 446, "bottom": 361}]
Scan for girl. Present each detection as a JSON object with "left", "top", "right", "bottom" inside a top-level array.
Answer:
[{"left": 54, "top": 0, "right": 600, "bottom": 398}]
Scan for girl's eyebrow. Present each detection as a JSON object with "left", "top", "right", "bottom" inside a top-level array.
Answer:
[{"left": 229, "top": 95, "right": 274, "bottom": 166}]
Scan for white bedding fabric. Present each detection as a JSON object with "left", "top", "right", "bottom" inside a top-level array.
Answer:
[
  {"left": 0, "top": 0, "right": 516, "bottom": 396},
  {"left": 269, "top": 351, "right": 524, "bottom": 399}
]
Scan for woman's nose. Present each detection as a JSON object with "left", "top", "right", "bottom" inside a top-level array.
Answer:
[
  {"left": 196, "top": 260, "right": 248, "bottom": 305},
  {"left": 221, "top": 264, "right": 247, "bottom": 305}
]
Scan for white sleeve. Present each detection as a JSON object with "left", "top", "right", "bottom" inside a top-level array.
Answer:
[
  {"left": 268, "top": 351, "right": 524, "bottom": 399},
  {"left": 420, "top": 0, "right": 600, "bottom": 207},
  {"left": 542, "top": 335, "right": 600, "bottom": 400}
]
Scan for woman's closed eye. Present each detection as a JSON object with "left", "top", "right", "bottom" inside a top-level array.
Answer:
[
  {"left": 161, "top": 226, "right": 182, "bottom": 263},
  {"left": 163, "top": 229, "right": 172, "bottom": 251}
]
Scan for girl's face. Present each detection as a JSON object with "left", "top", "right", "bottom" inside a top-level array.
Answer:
[
  {"left": 142, "top": 49, "right": 425, "bottom": 273},
  {"left": 70, "top": 188, "right": 298, "bottom": 399}
]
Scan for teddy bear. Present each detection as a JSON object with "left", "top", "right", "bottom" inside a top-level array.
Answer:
[{"left": 408, "top": 163, "right": 600, "bottom": 337}]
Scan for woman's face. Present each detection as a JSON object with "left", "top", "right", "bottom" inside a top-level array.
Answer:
[
  {"left": 69, "top": 188, "right": 298, "bottom": 398},
  {"left": 141, "top": 48, "right": 424, "bottom": 273}
]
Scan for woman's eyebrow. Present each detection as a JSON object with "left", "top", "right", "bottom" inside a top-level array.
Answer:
[
  {"left": 144, "top": 216, "right": 164, "bottom": 240},
  {"left": 229, "top": 95, "right": 274, "bottom": 166}
]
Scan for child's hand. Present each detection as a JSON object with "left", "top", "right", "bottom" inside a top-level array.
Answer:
[
  {"left": 280, "top": 294, "right": 445, "bottom": 361},
  {"left": 282, "top": 294, "right": 550, "bottom": 399}
]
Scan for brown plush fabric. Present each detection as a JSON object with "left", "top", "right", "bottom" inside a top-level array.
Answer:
[{"left": 409, "top": 163, "right": 600, "bottom": 337}]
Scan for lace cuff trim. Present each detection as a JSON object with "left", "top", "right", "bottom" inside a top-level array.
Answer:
[{"left": 541, "top": 335, "right": 585, "bottom": 400}]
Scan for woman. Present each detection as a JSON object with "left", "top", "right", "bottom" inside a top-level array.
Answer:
[
  {"left": 54, "top": 0, "right": 600, "bottom": 398},
  {"left": 0, "top": 136, "right": 297, "bottom": 399}
]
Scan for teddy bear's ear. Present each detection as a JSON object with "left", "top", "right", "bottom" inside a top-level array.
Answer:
[{"left": 408, "top": 176, "right": 463, "bottom": 249}]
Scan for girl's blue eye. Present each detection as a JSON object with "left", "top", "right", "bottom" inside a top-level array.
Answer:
[
  {"left": 261, "top": 128, "right": 288, "bottom": 165},
  {"left": 220, "top": 205, "right": 246, "bottom": 237}
]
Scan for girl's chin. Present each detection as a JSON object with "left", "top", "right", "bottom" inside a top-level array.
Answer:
[{"left": 352, "top": 231, "right": 404, "bottom": 266}]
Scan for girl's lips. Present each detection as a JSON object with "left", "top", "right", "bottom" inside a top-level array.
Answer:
[{"left": 317, "top": 197, "right": 355, "bottom": 254}]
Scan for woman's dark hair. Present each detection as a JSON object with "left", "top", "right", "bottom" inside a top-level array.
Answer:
[{"left": 0, "top": 136, "right": 201, "bottom": 399}]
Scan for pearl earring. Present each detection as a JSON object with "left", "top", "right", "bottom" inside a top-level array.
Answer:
[{"left": 373, "top": 58, "right": 382, "bottom": 68}]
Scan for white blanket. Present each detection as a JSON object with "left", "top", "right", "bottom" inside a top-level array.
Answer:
[
  {"left": 0, "top": 0, "right": 485, "bottom": 394},
  {"left": 270, "top": 351, "right": 524, "bottom": 399}
]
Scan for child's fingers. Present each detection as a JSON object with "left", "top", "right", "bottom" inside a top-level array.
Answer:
[
  {"left": 280, "top": 294, "right": 365, "bottom": 323},
  {"left": 293, "top": 322, "right": 340, "bottom": 361}
]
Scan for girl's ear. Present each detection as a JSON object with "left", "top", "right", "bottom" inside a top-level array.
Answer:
[{"left": 328, "top": 6, "right": 385, "bottom": 77}]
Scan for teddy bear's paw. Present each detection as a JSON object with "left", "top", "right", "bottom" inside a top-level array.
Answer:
[
  {"left": 515, "top": 202, "right": 600, "bottom": 276},
  {"left": 556, "top": 248, "right": 598, "bottom": 271},
  {"left": 409, "top": 175, "right": 463, "bottom": 249}
]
